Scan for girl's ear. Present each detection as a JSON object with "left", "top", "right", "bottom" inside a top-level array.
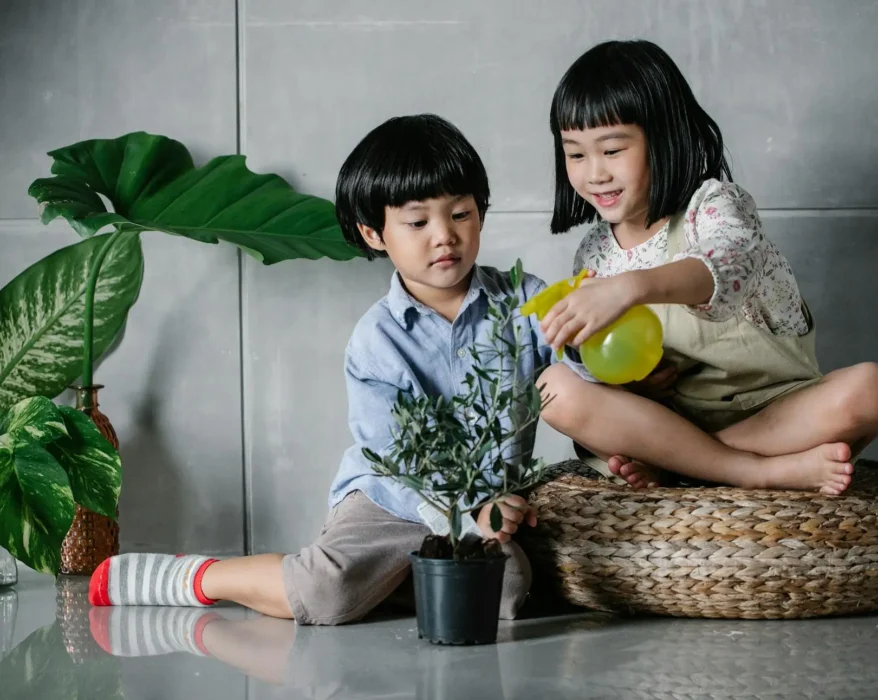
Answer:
[{"left": 357, "top": 223, "right": 386, "bottom": 252}]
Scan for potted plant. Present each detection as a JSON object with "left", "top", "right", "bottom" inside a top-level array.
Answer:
[
  {"left": 0, "top": 131, "right": 362, "bottom": 575},
  {"left": 364, "top": 262, "right": 550, "bottom": 645},
  {"left": 0, "top": 396, "right": 121, "bottom": 576}
]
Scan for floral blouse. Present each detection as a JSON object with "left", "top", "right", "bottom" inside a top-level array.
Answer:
[{"left": 572, "top": 179, "right": 809, "bottom": 337}]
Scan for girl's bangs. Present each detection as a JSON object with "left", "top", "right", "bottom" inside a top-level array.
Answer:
[{"left": 552, "top": 71, "right": 642, "bottom": 132}]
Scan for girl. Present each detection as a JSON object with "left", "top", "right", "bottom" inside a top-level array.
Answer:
[{"left": 538, "top": 40, "right": 878, "bottom": 495}]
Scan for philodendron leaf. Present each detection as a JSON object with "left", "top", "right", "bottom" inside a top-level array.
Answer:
[
  {"left": 0, "top": 437, "right": 74, "bottom": 574},
  {"left": 28, "top": 132, "right": 363, "bottom": 263},
  {"left": 47, "top": 406, "right": 121, "bottom": 519},
  {"left": 0, "top": 232, "right": 143, "bottom": 414},
  {"left": 0, "top": 396, "right": 67, "bottom": 446}
]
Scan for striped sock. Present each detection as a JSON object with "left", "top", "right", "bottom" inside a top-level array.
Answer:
[
  {"left": 89, "top": 554, "right": 219, "bottom": 607},
  {"left": 89, "top": 607, "right": 222, "bottom": 657}
]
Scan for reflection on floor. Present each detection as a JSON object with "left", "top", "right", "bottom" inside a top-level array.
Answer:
[{"left": 4, "top": 565, "right": 878, "bottom": 699}]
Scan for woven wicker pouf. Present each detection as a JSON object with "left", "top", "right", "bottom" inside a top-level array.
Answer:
[{"left": 519, "top": 459, "right": 878, "bottom": 619}]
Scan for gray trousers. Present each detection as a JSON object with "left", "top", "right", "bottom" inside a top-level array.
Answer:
[{"left": 282, "top": 491, "right": 532, "bottom": 625}]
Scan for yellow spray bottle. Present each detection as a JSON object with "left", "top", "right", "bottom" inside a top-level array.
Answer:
[{"left": 521, "top": 270, "right": 664, "bottom": 384}]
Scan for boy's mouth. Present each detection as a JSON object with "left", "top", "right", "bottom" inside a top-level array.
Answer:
[
  {"left": 592, "top": 190, "right": 623, "bottom": 208},
  {"left": 432, "top": 254, "right": 461, "bottom": 268}
]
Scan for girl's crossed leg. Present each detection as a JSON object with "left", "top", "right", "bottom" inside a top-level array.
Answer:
[{"left": 540, "top": 364, "right": 856, "bottom": 495}]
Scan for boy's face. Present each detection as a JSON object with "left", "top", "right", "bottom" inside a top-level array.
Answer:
[{"left": 358, "top": 194, "right": 481, "bottom": 300}]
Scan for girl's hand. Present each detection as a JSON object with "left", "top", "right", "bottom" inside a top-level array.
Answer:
[
  {"left": 477, "top": 495, "right": 537, "bottom": 544},
  {"left": 541, "top": 273, "right": 638, "bottom": 351}
]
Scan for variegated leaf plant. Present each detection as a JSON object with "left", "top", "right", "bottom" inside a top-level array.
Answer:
[{"left": 0, "top": 396, "right": 121, "bottom": 574}]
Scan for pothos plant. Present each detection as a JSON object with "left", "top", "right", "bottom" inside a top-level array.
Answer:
[
  {"left": 0, "top": 396, "right": 121, "bottom": 573},
  {"left": 364, "top": 261, "right": 551, "bottom": 558},
  {"left": 0, "top": 131, "right": 362, "bottom": 573}
]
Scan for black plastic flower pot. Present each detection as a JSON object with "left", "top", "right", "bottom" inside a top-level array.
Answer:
[{"left": 409, "top": 551, "right": 508, "bottom": 645}]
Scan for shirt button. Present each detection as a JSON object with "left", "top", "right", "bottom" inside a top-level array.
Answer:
[{"left": 457, "top": 348, "right": 467, "bottom": 358}]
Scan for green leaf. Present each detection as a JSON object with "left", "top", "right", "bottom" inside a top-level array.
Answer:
[
  {"left": 450, "top": 504, "right": 461, "bottom": 539},
  {"left": 489, "top": 503, "right": 503, "bottom": 533},
  {"left": 473, "top": 442, "right": 492, "bottom": 465},
  {"left": 47, "top": 407, "right": 121, "bottom": 518},
  {"left": 0, "top": 232, "right": 143, "bottom": 414},
  {"left": 0, "top": 397, "right": 67, "bottom": 445},
  {"left": 28, "top": 132, "right": 363, "bottom": 263},
  {"left": 362, "top": 448, "right": 382, "bottom": 464},
  {"left": 510, "top": 259, "right": 524, "bottom": 290},
  {"left": 0, "top": 438, "right": 74, "bottom": 574},
  {"left": 400, "top": 475, "right": 425, "bottom": 491}
]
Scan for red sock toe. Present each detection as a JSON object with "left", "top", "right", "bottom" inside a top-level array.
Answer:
[{"left": 89, "top": 558, "right": 113, "bottom": 607}]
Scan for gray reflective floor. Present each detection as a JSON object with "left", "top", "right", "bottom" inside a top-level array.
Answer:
[{"left": 3, "top": 565, "right": 877, "bottom": 699}]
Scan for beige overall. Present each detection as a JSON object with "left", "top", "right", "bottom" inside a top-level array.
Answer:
[{"left": 579, "top": 213, "right": 823, "bottom": 480}]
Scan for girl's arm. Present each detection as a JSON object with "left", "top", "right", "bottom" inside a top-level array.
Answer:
[
  {"left": 542, "top": 181, "right": 765, "bottom": 350},
  {"left": 624, "top": 257, "right": 714, "bottom": 306}
]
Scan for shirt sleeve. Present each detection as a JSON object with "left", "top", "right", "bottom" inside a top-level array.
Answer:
[
  {"left": 673, "top": 181, "right": 766, "bottom": 322},
  {"left": 344, "top": 343, "right": 409, "bottom": 469}
]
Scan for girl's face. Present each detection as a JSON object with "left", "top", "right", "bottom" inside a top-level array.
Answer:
[{"left": 561, "top": 124, "right": 651, "bottom": 229}]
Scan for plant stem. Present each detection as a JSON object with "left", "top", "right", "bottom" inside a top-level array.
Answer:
[{"left": 81, "top": 229, "right": 124, "bottom": 407}]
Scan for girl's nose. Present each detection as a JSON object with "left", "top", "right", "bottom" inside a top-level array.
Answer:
[{"left": 587, "top": 160, "right": 611, "bottom": 185}]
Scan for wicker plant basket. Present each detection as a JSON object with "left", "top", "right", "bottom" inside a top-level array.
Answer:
[{"left": 519, "top": 459, "right": 878, "bottom": 620}]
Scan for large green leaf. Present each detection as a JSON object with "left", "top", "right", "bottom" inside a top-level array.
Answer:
[
  {"left": 28, "top": 131, "right": 362, "bottom": 263},
  {"left": 47, "top": 406, "right": 121, "bottom": 519},
  {"left": 0, "top": 232, "right": 143, "bottom": 414},
  {"left": 0, "top": 437, "right": 74, "bottom": 574},
  {"left": 0, "top": 396, "right": 67, "bottom": 446}
]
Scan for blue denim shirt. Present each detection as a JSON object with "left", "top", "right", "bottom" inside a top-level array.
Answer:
[{"left": 328, "top": 264, "right": 593, "bottom": 523}]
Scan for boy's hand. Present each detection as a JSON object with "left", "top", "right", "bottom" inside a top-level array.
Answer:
[
  {"left": 477, "top": 495, "right": 537, "bottom": 544},
  {"left": 625, "top": 358, "right": 678, "bottom": 400},
  {"left": 541, "top": 273, "right": 638, "bottom": 352}
]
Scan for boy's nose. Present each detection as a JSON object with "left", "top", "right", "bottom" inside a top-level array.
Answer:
[{"left": 434, "top": 223, "right": 457, "bottom": 244}]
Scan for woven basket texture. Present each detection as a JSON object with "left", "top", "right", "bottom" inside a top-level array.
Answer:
[{"left": 519, "top": 459, "right": 878, "bottom": 619}]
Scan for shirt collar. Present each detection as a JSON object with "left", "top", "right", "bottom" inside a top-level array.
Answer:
[{"left": 387, "top": 264, "right": 505, "bottom": 328}]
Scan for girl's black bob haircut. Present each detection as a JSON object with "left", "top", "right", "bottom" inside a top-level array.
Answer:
[
  {"left": 550, "top": 39, "right": 732, "bottom": 234},
  {"left": 335, "top": 114, "right": 490, "bottom": 259}
]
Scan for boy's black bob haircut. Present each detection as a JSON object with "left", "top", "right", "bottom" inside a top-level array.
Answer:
[
  {"left": 335, "top": 114, "right": 490, "bottom": 259},
  {"left": 550, "top": 39, "right": 732, "bottom": 234}
]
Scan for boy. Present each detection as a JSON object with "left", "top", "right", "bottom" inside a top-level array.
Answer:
[{"left": 88, "top": 114, "right": 591, "bottom": 624}]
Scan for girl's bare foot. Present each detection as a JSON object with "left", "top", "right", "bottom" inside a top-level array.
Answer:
[
  {"left": 759, "top": 443, "right": 854, "bottom": 495},
  {"left": 608, "top": 455, "right": 665, "bottom": 489}
]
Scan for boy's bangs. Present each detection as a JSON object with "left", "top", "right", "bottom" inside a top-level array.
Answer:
[{"left": 378, "top": 140, "right": 478, "bottom": 210}]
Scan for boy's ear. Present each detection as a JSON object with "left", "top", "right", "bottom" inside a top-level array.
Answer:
[{"left": 357, "top": 223, "right": 386, "bottom": 252}]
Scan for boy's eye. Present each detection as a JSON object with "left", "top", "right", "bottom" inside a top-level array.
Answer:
[
  {"left": 406, "top": 219, "right": 428, "bottom": 229},
  {"left": 451, "top": 210, "right": 471, "bottom": 221}
]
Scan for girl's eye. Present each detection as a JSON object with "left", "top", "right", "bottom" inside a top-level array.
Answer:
[
  {"left": 605, "top": 149, "right": 622, "bottom": 156},
  {"left": 452, "top": 210, "right": 471, "bottom": 221},
  {"left": 406, "top": 220, "right": 428, "bottom": 229},
  {"left": 565, "top": 153, "right": 584, "bottom": 161}
]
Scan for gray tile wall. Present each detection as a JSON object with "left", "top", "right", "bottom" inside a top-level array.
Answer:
[{"left": 2, "top": 1, "right": 876, "bottom": 557}]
